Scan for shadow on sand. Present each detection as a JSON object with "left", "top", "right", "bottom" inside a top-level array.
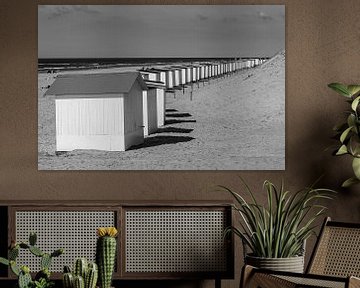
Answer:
[
  {"left": 156, "top": 127, "right": 194, "bottom": 134},
  {"left": 166, "top": 108, "right": 178, "bottom": 112},
  {"left": 129, "top": 136, "right": 194, "bottom": 150},
  {"left": 165, "top": 119, "right": 197, "bottom": 125},
  {"left": 166, "top": 113, "right": 192, "bottom": 118}
]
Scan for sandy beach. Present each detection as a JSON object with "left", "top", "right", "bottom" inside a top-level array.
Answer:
[{"left": 38, "top": 52, "right": 285, "bottom": 170}]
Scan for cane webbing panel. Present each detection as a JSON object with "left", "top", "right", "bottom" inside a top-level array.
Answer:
[
  {"left": 15, "top": 211, "right": 115, "bottom": 272},
  {"left": 125, "top": 210, "right": 227, "bottom": 273},
  {"left": 276, "top": 275, "right": 345, "bottom": 288},
  {"left": 309, "top": 226, "right": 360, "bottom": 277}
]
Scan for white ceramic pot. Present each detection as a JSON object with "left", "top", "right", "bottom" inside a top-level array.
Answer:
[{"left": 245, "top": 254, "right": 305, "bottom": 273}]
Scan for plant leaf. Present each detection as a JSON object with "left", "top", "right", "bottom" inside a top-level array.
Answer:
[
  {"left": 351, "top": 96, "right": 360, "bottom": 111},
  {"left": 347, "top": 85, "right": 360, "bottom": 97},
  {"left": 0, "top": 257, "right": 9, "bottom": 266},
  {"left": 342, "top": 177, "right": 360, "bottom": 188},
  {"left": 328, "top": 83, "right": 350, "bottom": 97},
  {"left": 340, "top": 126, "right": 353, "bottom": 143},
  {"left": 352, "top": 157, "right": 360, "bottom": 179},
  {"left": 336, "top": 145, "right": 348, "bottom": 155}
]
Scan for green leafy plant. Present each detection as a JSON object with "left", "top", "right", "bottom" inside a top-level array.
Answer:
[
  {"left": 328, "top": 83, "right": 360, "bottom": 187},
  {"left": 220, "top": 179, "right": 335, "bottom": 258},
  {"left": 0, "top": 232, "right": 63, "bottom": 288}
]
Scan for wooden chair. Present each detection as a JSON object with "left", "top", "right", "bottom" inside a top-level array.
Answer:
[{"left": 241, "top": 217, "right": 360, "bottom": 288}]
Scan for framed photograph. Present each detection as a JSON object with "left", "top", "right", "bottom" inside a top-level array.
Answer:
[{"left": 38, "top": 5, "right": 285, "bottom": 170}]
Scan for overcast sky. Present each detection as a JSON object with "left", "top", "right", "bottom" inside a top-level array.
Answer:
[{"left": 38, "top": 5, "right": 285, "bottom": 59}]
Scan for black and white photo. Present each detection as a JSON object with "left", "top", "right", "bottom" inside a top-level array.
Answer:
[{"left": 38, "top": 5, "right": 285, "bottom": 170}]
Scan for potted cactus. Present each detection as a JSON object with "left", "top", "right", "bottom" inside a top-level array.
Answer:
[
  {"left": 62, "top": 258, "right": 98, "bottom": 288},
  {"left": 0, "top": 232, "right": 63, "bottom": 288},
  {"left": 96, "top": 227, "right": 118, "bottom": 288}
]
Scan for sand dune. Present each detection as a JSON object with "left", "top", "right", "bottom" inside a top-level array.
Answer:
[{"left": 38, "top": 52, "right": 285, "bottom": 170}]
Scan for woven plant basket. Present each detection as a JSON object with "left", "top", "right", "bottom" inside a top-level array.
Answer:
[{"left": 245, "top": 254, "right": 305, "bottom": 273}]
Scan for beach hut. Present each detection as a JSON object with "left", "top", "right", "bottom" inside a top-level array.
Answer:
[
  {"left": 142, "top": 89, "right": 157, "bottom": 137},
  {"left": 145, "top": 80, "right": 166, "bottom": 128},
  {"left": 192, "top": 66, "right": 198, "bottom": 82},
  {"left": 174, "top": 66, "right": 187, "bottom": 85},
  {"left": 45, "top": 72, "right": 147, "bottom": 152},
  {"left": 165, "top": 69, "right": 174, "bottom": 89},
  {"left": 204, "top": 65, "right": 209, "bottom": 78},
  {"left": 185, "top": 66, "right": 193, "bottom": 83},
  {"left": 170, "top": 67, "right": 181, "bottom": 87},
  {"left": 147, "top": 68, "right": 166, "bottom": 86},
  {"left": 138, "top": 68, "right": 159, "bottom": 82},
  {"left": 200, "top": 65, "right": 205, "bottom": 79}
]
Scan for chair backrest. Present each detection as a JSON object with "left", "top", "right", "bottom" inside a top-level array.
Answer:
[{"left": 307, "top": 217, "right": 360, "bottom": 277}]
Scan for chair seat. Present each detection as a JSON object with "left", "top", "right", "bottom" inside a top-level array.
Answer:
[{"left": 243, "top": 266, "right": 360, "bottom": 288}]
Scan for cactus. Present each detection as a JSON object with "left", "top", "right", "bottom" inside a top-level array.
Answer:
[
  {"left": 74, "top": 258, "right": 88, "bottom": 279},
  {"left": 9, "top": 246, "right": 19, "bottom": 260},
  {"left": 41, "top": 253, "right": 52, "bottom": 270},
  {"left": 0, "top": 233, "right": 63, "bottom": 288},
  {"left": 63, "top": 272, "right": 74, "bottom": 288},
  {"left": 29, "top": 232, "right": 37, "bottom": 246},
  {"left": 63, "top": 259, "right": 98, "bottom": 288},
  {"left": 73, "top": 275, "right": 85, "bottom": 288},
  {"left": 29, "top": 245, "right": 44, "bottom": 257},
  {"left": 85, "top": 263, "right": 98, "bottom": 288},
  {"left": 18, "top": 268, "right": 32, "bottom": 288},
  {"left": 96, "top": 227, "right": 118, "bottom": 288}
]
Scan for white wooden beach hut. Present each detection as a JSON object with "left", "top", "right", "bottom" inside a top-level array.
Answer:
[
  {"left": 177, "top": 66, "right": 187, "bottom": 84},
  {"left": 192, "top": 66, "right": 198, "bottom": 81},
  {"left": 200, "top": 65, "right": 205, "bottom": 79},
  {"left": 45, "top": 72, "right": 147, "bottom": 152},
  {"left": 204, "top": 65, "right": 209, "bottom": 78},
  {"left": 180, "top": 67, "right": 186, "bottom": 84},
  {"left": 185, "top": 66, "right": 193, "bottom": 83},
  {"left": 142, "top": 88, "right": 157, "bottom": 137},
  {"left": 139, "top": 69, "right": 159, "bottom": 82},
  {"left": 145, "top": 80, "right": 166, "bottom": 128},
  {"left": 165, "top": 69, "right": 174, "bottom": 89},
  {"left": 147, "top": 68, "right": 166, "bottom": 86},
  {"left": 170, "top": 67, "right": 181, "bottom": 87}
]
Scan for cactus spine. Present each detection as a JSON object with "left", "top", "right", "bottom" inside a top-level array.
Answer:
[{"left": 96, "top": 227, "right": 118, "bottom": 288}]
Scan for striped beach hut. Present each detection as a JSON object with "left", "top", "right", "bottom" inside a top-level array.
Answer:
[{"left": 45, "top": 72, "right": 147, "bottom": 152}]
